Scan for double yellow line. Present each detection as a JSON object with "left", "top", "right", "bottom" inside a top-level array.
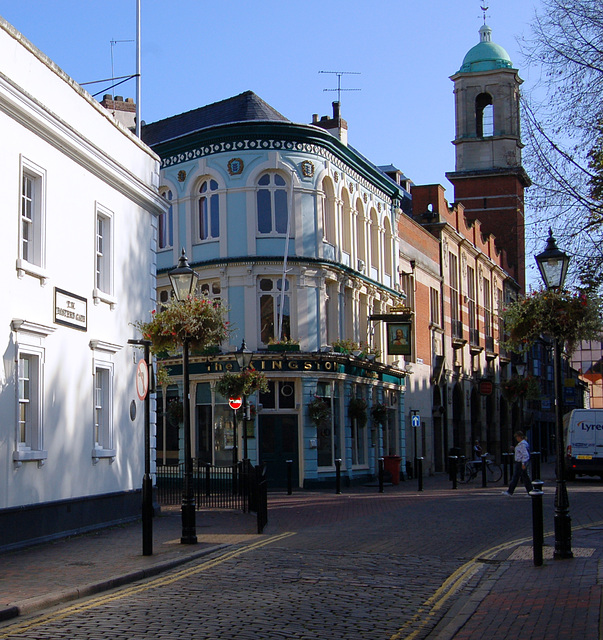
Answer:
[
  {"left": 390, "top": 518, "right": 603, "bottom": 640},
  {"left": 0, "top": 532, "right": 295, "bottom": 638}
]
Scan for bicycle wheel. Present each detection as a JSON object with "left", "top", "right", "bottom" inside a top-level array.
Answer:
[
  {"left": 461, "top": 463, "right": 475, "bottom": 483},
  {"left": 487, "top": 462, "right": 502, "bottom": 483}
]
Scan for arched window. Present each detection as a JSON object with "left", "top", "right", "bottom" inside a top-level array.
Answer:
[
  {"left": 341, "top": 189, "right": 352, "bottom": 256},
  {"left": 258, "top": 277, "right": 291, "bottom": 344},
  {"left": 158, "top": 188, "right": 173, "bottom": 250},
  {"left": 197, "top": 179, "right": 220, "bottom": 241},
  {"left": 476, "top": 93, "right": 494, "bottom": 137},
  {"left": 257, "top": 172, "right": 288, "bottom": 235},
  {"left": 383, "top": 216, "right": 393, "bottom": 279},
  {"left": 321, "top": 177, "right": 336, "bottom": 244},
  {"left": 370, "top": 209, "right": 379, "bottom": 272},
  {"left": 356, "top": 198, "right": 366, "bottom": 269}
]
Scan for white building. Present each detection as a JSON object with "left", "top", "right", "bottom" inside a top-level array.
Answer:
[{"left": 0, "top": 18, "right": 166, "bottom": 549}]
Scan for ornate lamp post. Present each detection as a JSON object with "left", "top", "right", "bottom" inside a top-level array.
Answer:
[
  {"left": 169, "top": 249, "right": 199, "bottom": 545},
  {"left": 535, "top": 228, "right": 572, "bottom": 559},
  {"left": 235, "top": 340, "right": 254, "bottom": 460}
]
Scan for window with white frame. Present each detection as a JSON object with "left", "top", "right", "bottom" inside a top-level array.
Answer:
[
  {"left": 257, "top": 172, "right": 288, "bottom": 235},
  {"left": 315, "top": 382, "right": 341, "bottom": 468},
  {"left": 198, "top": 280, "right": 221, "bottom": 302},
  {"left": 351, "top": 388, "right": 368, "bottom": 467},
  {"left": 158, "top": 188, "right": 174, "bottom": 250},
  {"left": 197, "top": 179, "right": 220, "bottom": 241},
  {"left": 93, "top": 364, "right": 113, "bottom": 454},
  {"left": 18, "top": 352, "right": 41, "bottom": 450},
  {"left": 94, "top": 206, "right": 113, "bottom": 302},
  {"left": 12, "top": 319, "right": 54, "bottom": 464},
  {"left": 259, "top": 277, "right": 291, "bottom": 344},
  {"left": 17, "top": 157, "right": 46, "bottom": 279}
]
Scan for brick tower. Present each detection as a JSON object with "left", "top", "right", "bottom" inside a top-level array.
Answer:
[{"left": 446, "top": 21, "right": 530, "bottom": 292}]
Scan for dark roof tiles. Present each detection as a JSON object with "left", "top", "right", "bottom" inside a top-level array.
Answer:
[{"left": 142, "top": 90, "right": 289, "bottom": 146}]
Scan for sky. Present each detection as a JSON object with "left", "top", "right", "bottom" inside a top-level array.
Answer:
[
  {"left": 1, "top": 0, "right": 545, "bottom": 280},
  {"left": 0, "top": 1, "right": 543, "bottom": 184}
]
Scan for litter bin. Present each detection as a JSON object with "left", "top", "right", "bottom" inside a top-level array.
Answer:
[{"left": 383, "top": 455, "right": 402, "bottom": 485}]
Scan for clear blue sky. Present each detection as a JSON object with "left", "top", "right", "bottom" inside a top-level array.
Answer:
[{"left": 1, "top": 0, "right": 542, "bottom": 189}]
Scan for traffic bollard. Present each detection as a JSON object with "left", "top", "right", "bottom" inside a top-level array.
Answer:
[
  {"left": 450, "top": 456, "right": 458, "bottom": 489},
  {"left": 481, "top": 453, "right": 488, "bottom": 487},
  {"left": 530, "top": 480, "right": 545, "bottom": 567},
  {"left": 335, "top": 458, "right": 342, "bottom": 495},
  {"left": 459, "top": 455, "right": 466, "bottom": 482},
  {"left": 502, "top": 452, "right": 510, "bottom": 485},
  {"left": 378, "top": 458, "right": 384, "bottom": 493},
  {"left": 286, "top": 459, "right": 293, "bottom": 495},
  {"left": 417, "top": 457, "right": 423, "bottom": 491},
  {"left": 531, "top": 451, "right": 541, "bottom": 481}
]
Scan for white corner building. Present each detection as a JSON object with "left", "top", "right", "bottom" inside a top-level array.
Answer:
[{"left": 0, "top": 18, "right": 166, "bottom": 549}]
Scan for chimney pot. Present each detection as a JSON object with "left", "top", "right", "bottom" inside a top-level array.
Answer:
[
  {"left": 115, "top": 95, "right": 124, "bottom": 102},
  {"left": 332, "top": 101, "right": 341, "bottom": 119},
  {"left": 312, "top": 114, "right": 319, "bottom": 124}
]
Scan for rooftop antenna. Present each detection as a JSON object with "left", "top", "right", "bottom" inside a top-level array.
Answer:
[
  {"left": 319, "top": 71, "right": 361, "bottom": 105},
  {"left": 110, "top": 38, "right": 135, "bottom": 100}
]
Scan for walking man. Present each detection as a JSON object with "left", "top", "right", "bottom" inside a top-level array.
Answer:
[{"left": 502, "top": 431, "right": 533, "bottom": 496}]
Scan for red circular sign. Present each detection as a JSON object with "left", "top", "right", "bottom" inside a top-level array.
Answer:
[
  {"left": 479, "top": 380, "right": 493, "bottom": 396},
  {"left": 228, "top": 397, "right": 243, "bottom": 410}
]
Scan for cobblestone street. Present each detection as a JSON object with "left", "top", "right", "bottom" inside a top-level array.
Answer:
[{"left": 1, "top": 473, "right": 602, "bottom": 639}]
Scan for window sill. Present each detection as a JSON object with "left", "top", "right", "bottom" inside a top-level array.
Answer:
[
  {"left": 16, "top": 259, "right": 49, "bottom": 285},
  {"left": 93, "top": 289, "right": 117, "bottom": 310},
  {"left": 13, "top": 449, "right": 48, "bottom": 467},
  {"left": 92, "top": 448, "right": 116, "bottom": 464}
]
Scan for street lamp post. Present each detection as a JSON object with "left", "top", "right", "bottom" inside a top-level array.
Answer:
[
  {"left": 235, "top": 340, "right": 254, "bottom": 460},
  {"left": 535, "top": 228, "right": 573, "bottom": 559},
  {"left": 169, "top": 249, "right": 199, "bottom": 545}
]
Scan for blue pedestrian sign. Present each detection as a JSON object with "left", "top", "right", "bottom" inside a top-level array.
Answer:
[{"left": 411, "top": 414, "right": 421, "bottom": 428}]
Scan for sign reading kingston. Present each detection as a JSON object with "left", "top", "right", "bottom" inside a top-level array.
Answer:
[{"left": 54, "top": 288, "right": 87, "bottom": 331}]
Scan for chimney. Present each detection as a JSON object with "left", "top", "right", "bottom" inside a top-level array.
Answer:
[
  {"left": 310, "top": 101, "right": 348, "bottom": 145},
  {"left": 99, "top": 94, "right": 136, "bottom": 130}
]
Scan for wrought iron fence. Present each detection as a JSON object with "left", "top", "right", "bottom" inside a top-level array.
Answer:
[{"left": 156, "top": 460, "right": 268, "bottom": 533}]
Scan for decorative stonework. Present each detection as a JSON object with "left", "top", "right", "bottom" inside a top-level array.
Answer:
[
  {"left": 227, "top": 157, "right": 244, "bottom": 175},
  {"left": 363, "top": 193, "right": 368, "bottom": 204},
  {"left": 162, "top": 139, "right": 393, "bottom": 203},
  {"left": 301, "top": 160, "right": 314, "bottom": 178},
  {"left": 177, "top": 170, "right": 187, "bottom": 182}
]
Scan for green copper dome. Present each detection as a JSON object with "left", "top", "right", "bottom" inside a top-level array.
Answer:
[{"left": 459, "top": 24, "right": 513, "bottom": 73}]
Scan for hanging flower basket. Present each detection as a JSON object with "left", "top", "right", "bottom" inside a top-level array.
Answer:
[
  {"left": 349, "top": 397, "right": 368, "bottom": 427},
  {"left": 215, "top": 368, "right": 269, "bottom": 399},
  {"left": 135, "top": 296, "right": 230, "bottom": 355},
  {"left": 308, "top": 397, "right": 331, "bottom": 428},
  {"left": 501, "top": 288, "right": 603, "bottom": 354},
  {"left": 267, "top": 338, "right": 300, "bottom": 352},
  {"left": 370, "top": 402, "right": 389, "bottom": 426},
  {"left": 502, "top": 375, "right": 541, "bottom": 404}
]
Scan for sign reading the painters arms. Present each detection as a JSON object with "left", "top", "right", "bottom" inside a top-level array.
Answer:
[{"left": 54, "top": 288, "right": 87, "bottom": 331}]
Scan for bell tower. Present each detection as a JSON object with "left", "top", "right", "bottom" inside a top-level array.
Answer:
[{"left": 446, "top": 20, "right": 530, "bottom": 292}]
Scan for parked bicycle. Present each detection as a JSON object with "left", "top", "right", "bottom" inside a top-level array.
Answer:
[{"left": 459, "top": 454, "right": 502, "bottom": 484}]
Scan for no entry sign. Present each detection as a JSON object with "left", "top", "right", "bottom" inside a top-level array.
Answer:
[{"left": 229, "top": 397, "right": 243, "bottom": 410}]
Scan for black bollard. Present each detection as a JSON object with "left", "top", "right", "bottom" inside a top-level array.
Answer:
[
  {"left": 205, "top": 462, "right": 211, "bottom": 498},
  {"left": 530, "top": 480, "right": 545, "bottom": 567},
  {"left": 481, "top": 453, "right": 488, "bottom": 487},
  {"left": 459, "top": 455, "right": 466, "bottom": 482},
  {"left": 502, "top": 453, "right": 510, "bottom": 485},
  {"left": 406, "top": 460, "right": 413, "bottom": 480},
  {"left": 531, "top": 451, "right": 541, "bottom": 481},
  {"left": 417, "top": 457, "right": 424, "bottom": 491},
  {"left": 450, "top": 456, "right": 458, "bottom": 489},
  {"left": 378, "top": 458, "right": 384, "bottom": 493},
  {"left": 335, "top": 458, "right": 342, "bottom": 495},
  {"left": 286, "top": 459, "right": 293, "bottom": 495}
]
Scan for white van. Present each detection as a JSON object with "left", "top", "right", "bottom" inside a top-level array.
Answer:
[{"left": 563, "top": 409, "right": 603, "bottom": 479}]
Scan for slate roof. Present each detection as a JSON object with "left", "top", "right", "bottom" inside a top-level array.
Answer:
[{"left": 142, "top": 90, "right": 290, "bottom": 147}]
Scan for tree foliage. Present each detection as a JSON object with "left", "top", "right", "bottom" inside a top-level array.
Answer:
[{"left": 520, "top": 0, "right": 603, "bottom": 288}]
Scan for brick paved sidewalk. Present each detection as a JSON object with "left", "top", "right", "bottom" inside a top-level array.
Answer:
[{"left": 0, "top": 507, "right": 259, "bottom": 620}]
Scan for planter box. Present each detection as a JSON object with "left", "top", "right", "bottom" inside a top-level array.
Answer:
[{"left": 267, "top": 343, "right": 300, "bottom": 352}]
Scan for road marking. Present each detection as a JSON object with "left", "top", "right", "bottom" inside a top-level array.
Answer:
[
  {"left": 0, "top": 532, "right": 296, "bottom": 639},
  {"left": 389, "top": 519, "right": 603, "bottom": 640}
]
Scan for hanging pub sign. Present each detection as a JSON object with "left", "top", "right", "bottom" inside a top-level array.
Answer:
[{"left": 387, "top": 322, "right": 411, "bottom": 356}]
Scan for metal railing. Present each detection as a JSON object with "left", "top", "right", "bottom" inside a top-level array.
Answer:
[{"left": 156, "top": 460, "right": 268, "bottom": 532}]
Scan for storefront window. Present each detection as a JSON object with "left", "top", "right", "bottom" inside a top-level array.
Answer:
[
  {"left": 316, "top": 382, "right": 340, "bottom": 467},
  {"left": 351, "top": 388, "right": 367, "bottom": 466}
]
